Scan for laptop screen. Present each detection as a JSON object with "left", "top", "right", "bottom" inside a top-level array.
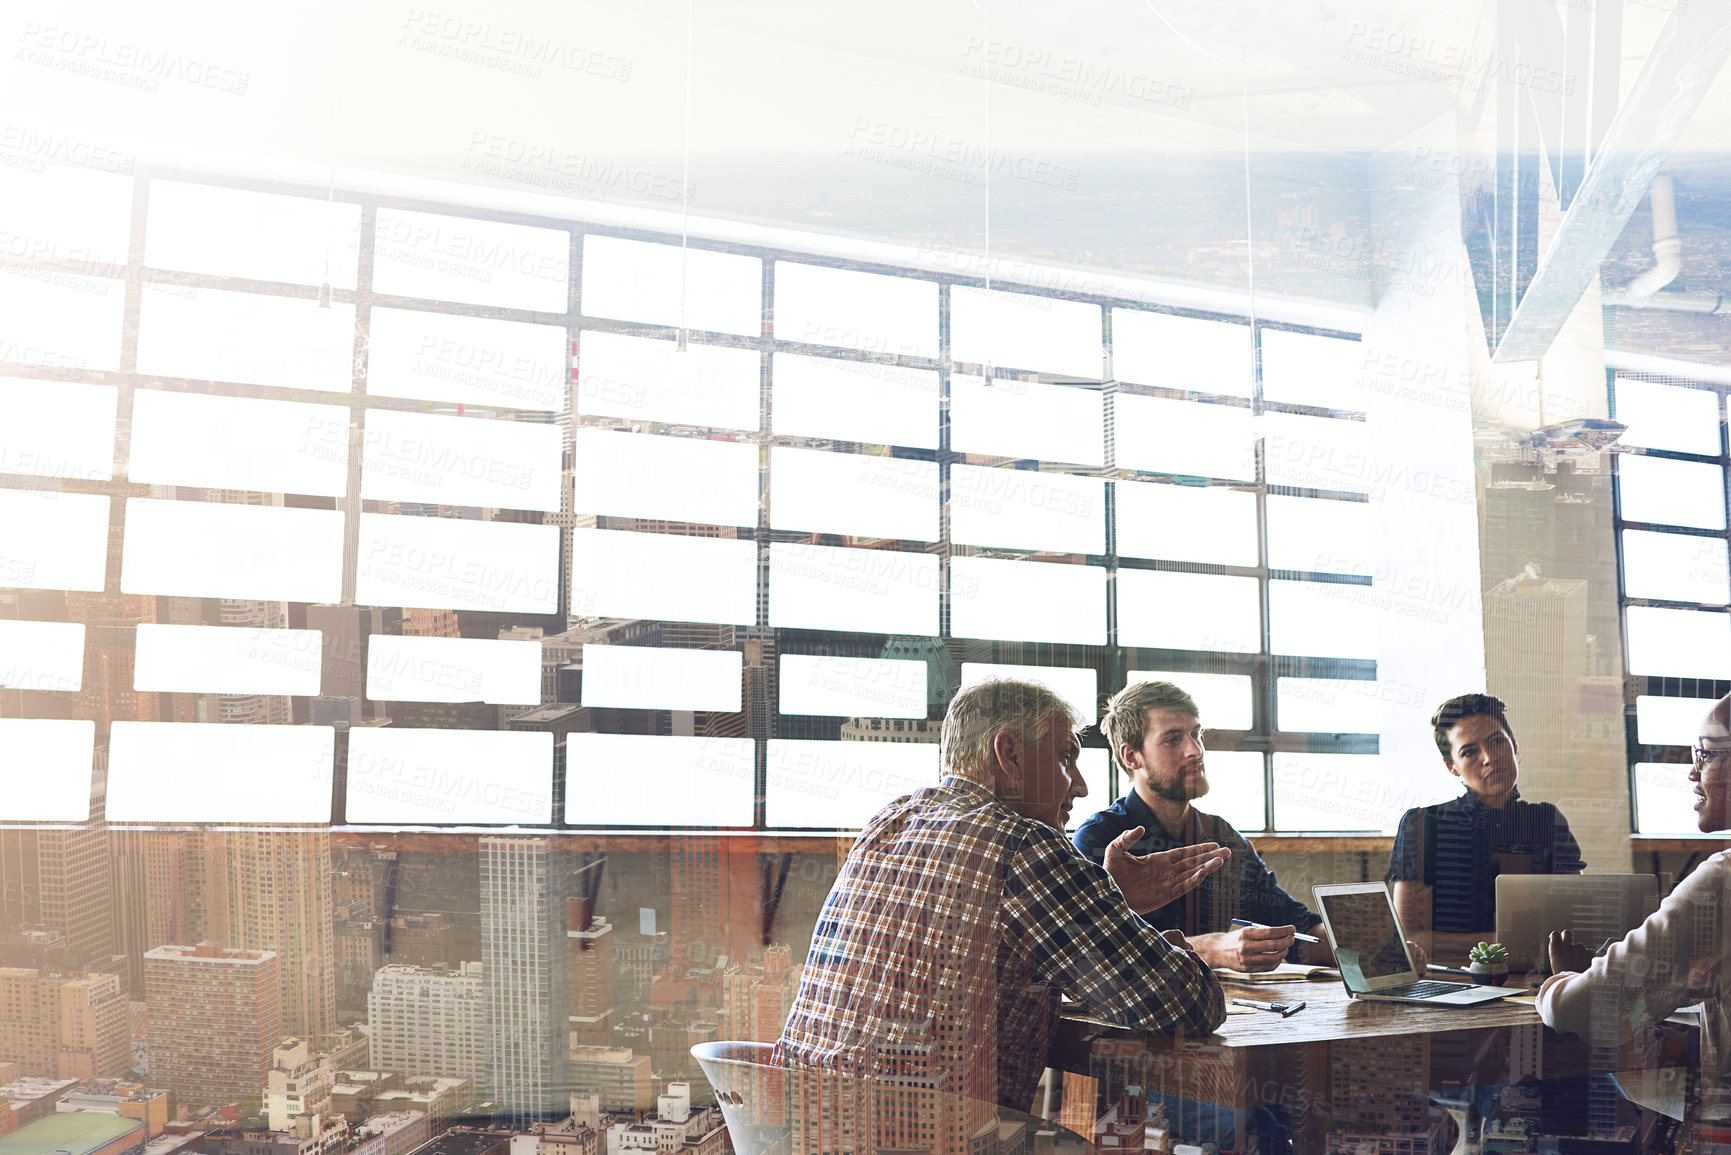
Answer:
[{"left": 1318, "top": 889, "right": 1412, "bottom": 980}]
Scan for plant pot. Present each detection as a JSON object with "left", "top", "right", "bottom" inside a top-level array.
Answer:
[{"left": 1467, "top": 962, "right": 1509, "bottom": 986}]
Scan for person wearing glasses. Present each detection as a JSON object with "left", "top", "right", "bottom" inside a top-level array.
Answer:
[
  {"left": 1539, "top": 694, "right": 1731, "bottom": 1134},
  {"left": 1388, "top": 693, "right": 1586, "bottom": 961}
]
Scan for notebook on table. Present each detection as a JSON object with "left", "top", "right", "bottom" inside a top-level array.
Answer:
[{"left": 1213, "top": 961, "right": 1340, "bottom": 984}]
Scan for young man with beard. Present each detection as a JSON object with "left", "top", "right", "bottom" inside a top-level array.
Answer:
[{"left": 1074, "top": 680, "right": 1335, "bottom": 971}]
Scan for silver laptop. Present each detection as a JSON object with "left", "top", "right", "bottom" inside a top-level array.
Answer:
[
  {"left": 1495, "top": 874, "right": 1660, "bottom": 972},
  {"left": 1313, "top": 882, "right": 1511, "bottom": 1005}
]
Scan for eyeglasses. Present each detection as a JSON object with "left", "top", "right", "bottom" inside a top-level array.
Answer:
[{"left": 1693, "top": 745, "right": 1731, "bottom": 771}]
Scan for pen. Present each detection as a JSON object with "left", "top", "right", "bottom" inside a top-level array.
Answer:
[
  {"left": 1230, "top": 918, "right": 1321, "bottom": 944},
  {"left": 1231, "top": 998, "right": 1305, "bottom": 1017}
]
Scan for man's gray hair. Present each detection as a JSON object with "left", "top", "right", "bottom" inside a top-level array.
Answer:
[{"left": 941, "top": 679, "right": 1079, "bottom": 786}]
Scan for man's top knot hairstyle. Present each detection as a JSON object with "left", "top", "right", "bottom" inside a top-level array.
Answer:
[{"left": 1430, "top": 693, "right": 1515, "bottom": 761}]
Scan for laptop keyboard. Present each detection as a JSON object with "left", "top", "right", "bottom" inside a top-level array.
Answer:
[{"left": 1377, "top": 979, "right": 1473, "bottom": 999}]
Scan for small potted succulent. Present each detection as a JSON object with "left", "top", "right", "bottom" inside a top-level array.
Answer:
[{"left": 1467, "top": 941, "right": 1511, "bottom": 986}]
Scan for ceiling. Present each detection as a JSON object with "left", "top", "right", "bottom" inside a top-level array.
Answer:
[{"left": 8, "top": 0, "right": 1731, "bottom": 334}]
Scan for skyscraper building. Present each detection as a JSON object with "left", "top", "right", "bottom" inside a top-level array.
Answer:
[
  {"left": 667, "top": 838, "right": 759, "bottom": 969},
  {"left": 124, "top": 829, "right": 334, "bottom": 1042},
  {"left": 0, "top": 762, "right": 112, "bottom": 966},
  {"left": 565, "top": 899, "right": 613, "bottom": 1049},
  {"left": 367, "top": 962, "right": 485, "bottom": 1084},
  {"left": 144, "top": 944, "right": 282, "bottom": 1109},
  {"left": 480, "top": 836, "right": 568, "bottom": 1124},
  {"left": 212, "top": 829, "right": 336, "bottom": 1043},
  {"left": 0, "top": 967, "right": 129, "bottom": 1079}
]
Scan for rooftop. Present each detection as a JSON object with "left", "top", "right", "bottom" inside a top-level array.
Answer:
[
  {"left": 0, "top": 1113, "right": 144, "bottom": 1155},
  {"left": 400, "top": 1130, "right": 512, "bottom": 1155}
]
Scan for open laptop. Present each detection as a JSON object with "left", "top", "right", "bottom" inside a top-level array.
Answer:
[
  {"left": 1313, "top": 882, "right": 1511, "bottom": 1005},
  {"left": 1495, "top": 874, "right": 1660, "bottom": 971}
]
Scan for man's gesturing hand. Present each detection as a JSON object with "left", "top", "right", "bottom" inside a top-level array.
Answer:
[{"left": 1102, "top": 826, "right": 1230, "bottom": 915}]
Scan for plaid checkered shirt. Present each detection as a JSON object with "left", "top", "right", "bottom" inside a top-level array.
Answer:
[{"left": 776, "top": 776, "right": 1226, "bottom": 1113}]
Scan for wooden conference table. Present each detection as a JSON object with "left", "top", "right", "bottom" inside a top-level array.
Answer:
[{"left": 1055, "top": 973, "right": 1568, "bottom": 1153}]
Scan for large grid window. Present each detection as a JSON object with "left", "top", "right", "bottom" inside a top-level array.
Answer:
[
  {"left": 1613, "top": 373, "right": 1731, "bottom": 834},
  {"left": 0, "top": 164, "right": 1384, "bottom": 834}
]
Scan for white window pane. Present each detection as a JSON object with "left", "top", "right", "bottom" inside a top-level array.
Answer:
[
  {"left": 146, "top": 180, "right": 361, "bottom": 289},
  {"left": 0, "top": 379, "right": 116, "bottom": 481},
  {"left": 1262, "top": 412, "right": 1372, "bottom": 492},
  {"left": 1634, "top": 762, "right": 1701, "bottom": 835},
  {"left": 356, "top": 514, "right": 559, "bottom": 614},
  {"left": 949, "top": 556, "right": 1105, "bottom": 644},
  {"left": 1636, "top": 695, "right": 1722, "bottom": 747},
  {"left": 565, "top": 733, "right": 754, "bottom": 826},
  {"left": 1116, "top": 482, "right": 1257, "bottom": 566},
  {"left": 574, "top": 428, "right": 759, "bottom": 527},
  {"left": 374, "top": 209, "right": 568, "bottom": 312},
  {"left": 771, "top": 352, "right": 938, "bottom": 450},
  {"left": 1614, "top": 377, "right": 1722, "bottom": 455},
  {"left": 1115, "top": 395, "right": 1255, "bottom": 481},
  {"left": 0, "top": 490, "right": 109, "bottom": 593},
  {"left": 0, "top": 719, "right": 94, "bottom": 821},
  {"left": 1127, "top": 670, "right": 1254, "bottom": 731},
  {"left": 122, "top": 499, "right": 343, "bottom": 602},
  {"left": 347, "top": 729, "right": 552, "bottom": 825},
  {"left": 1111, "top": 309, "right": 1252, "bottom": 397},
  {"left": 1117, "top": 570, "right": 1260, "bottom": 653},
  {"left": 365, "top": 307, "right": 567, "bottom": 412},
  {"left": 1198, "top": 749, "right": 1265, "bottom": 832},
  {"left": 1070, "top": 748, "right": 1113, "bottom": 832},
  {"left": 129, "top": 390, "right": 349, "bottom": 497},
  {"left": 136, "top": 286, "right": 354, "bottom": 391},
  {"left": 577, "top": 329, "right": 759, "bottom": 431},
  {"left": 1267, "top": 495, "right": 1374, "bottom": 576},
  {"left": 950, "top": 375, "right": 1103, "bottom": 466},
  {"left": 1623, "top": 529, "right": 1731, "bottom": 605},
  {"left": 107, "top": 722, "right": 333, "bottom": 823},
  {"left": 773, "top": 262, "right": 938, "bottom": 359},
  {"left": 769, "top": 543, "right": 939, "bottom": 635},
  {"left": 581, "top": 234, "right": 760, "bottom": 337},
  {"left": 959, "top": 663, "right": 1097, "bottom": 724},
  {"left": 134, "top": 625, "right": 322, "bottom": 696},
  {"left": 1272, "top": 752, "right": 1385, "bottom": 830},
  {"left": 0, "top": 621, "right": 83, "bottom": 692},
  {"left": 778, "top": 655, "right": 928, "bottom": 718},
  {"left": 1625, "top": 606, "right": 1731, "bottom": 679},
  {"left": 580, "top": 645, "right": 742, "bottom": 712},
  {"left": 1269, "top": 580, "right": 1378, "bottom": 660},
  {"left": 1619, "top": 455, "right": 1725, "bottom": 530},
  {"left": 0, "top": 268, "right": 123, "bottom": 372},
  {"left": 570, "top": 528, "right": 756, "bottom": 625},
  {"left": 366, "top": 635, "right": 541, "bottom": 705},
  {"left": 1278, "top": 677, "right": 1380, "bottom": 734},
  {"left": 0, "top": 165, "right": 131, "bottom": 269},
  {"left": 950, "top": 286, "right": 1102, "bottom": 379},
  {"left": 1260, "top": 330, "right": 1364, "bottom": 410},
  {"left": 766, "top": 740, "right": 939, "bottom": 829},
  {"left": 949, "top": 466, "right": 1103, "bottom": 554},
  {"left": 770, "top": 448, "right": 937, "bottom": 541},
  {"left": 362, "top": 410, "right": 563, "bottom": 513}
]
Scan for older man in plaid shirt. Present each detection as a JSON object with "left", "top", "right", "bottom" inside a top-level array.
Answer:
[{"left": 775, "top": 679, "right": 1230, "bottom": 1126}]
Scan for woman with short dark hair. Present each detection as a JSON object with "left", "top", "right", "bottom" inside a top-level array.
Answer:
[{"left": 1387, "top": 693, "right": 1585, "bottom": 962}]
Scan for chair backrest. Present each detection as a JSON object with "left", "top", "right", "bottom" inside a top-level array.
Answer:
[
  {"left": 692, "top": 1040, "right": 1096, "bottom": 1154},
  {"left": 690, "top": 1042, "right": 787, "bottom": 1155}
]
